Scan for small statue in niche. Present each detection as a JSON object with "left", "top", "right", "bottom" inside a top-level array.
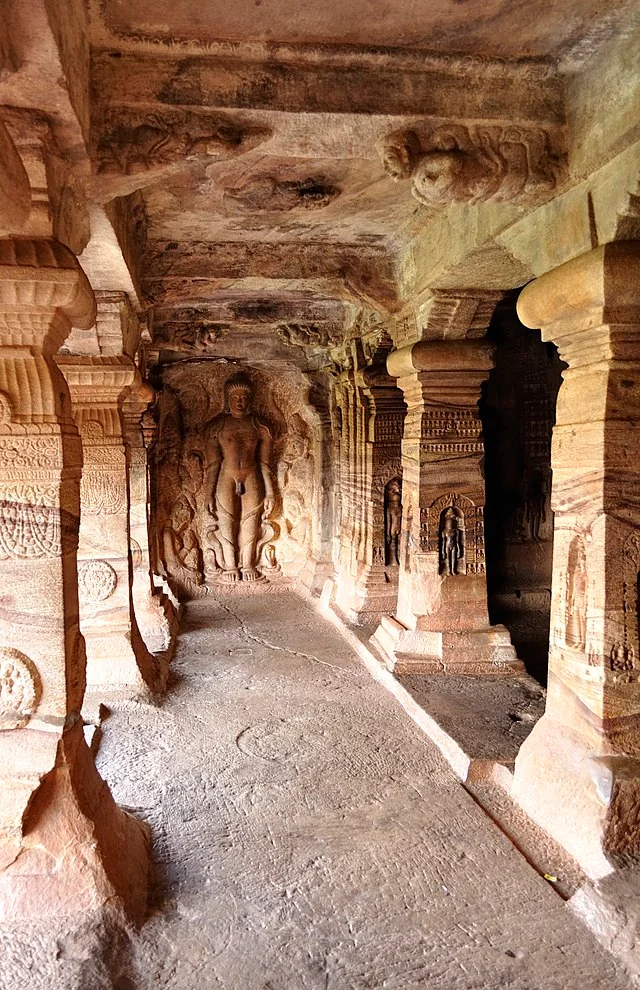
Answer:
[
  {"left": 566, "top": 534, "right": 587, "bottom": 650},
  {"left": 384, "top": 477, "right": 402, "bottom": 566},
  {"left": 204, "top": 373, "right": 275, "bottom": 583},
  {"left": 260, "top": 543, "right": 281, "bottom": 574},
  {"left": 440, "top": 507, "right": 464, "bottom": 576}
]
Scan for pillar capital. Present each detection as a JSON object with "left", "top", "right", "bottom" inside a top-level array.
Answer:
[
  {"left": 0, "top": 238, "right": 95, "bottom": 352},
  {"left": 517, "top": 242, "right": 640, "bottom": 342}
]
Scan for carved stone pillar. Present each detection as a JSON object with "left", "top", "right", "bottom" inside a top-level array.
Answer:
[
  {"left": 298, "top": 375, "right": 334, "bottom": 595},
  {"left": 372, "top": 339, "right": 518, "bottom": 673},
  {"left": 122, "top": 375, "right": 176, "bottom": 654},
  {"left": 57, "top": 355, "right": 166, "bottom": 709},
  {"left": 346, "top": 362, "right": 405, "bottom": 623},
  {"left": 0, "top": 239, "right": 148, "bottom": 920},
  {"left": 334, "top": 370, "right": 370, "bottom": 621},
  {"left": 512, "top": 242, "right": 640, "bottom": 877}
]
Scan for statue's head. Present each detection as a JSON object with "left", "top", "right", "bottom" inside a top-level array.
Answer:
[
  {"left": 376, "top": 129, "right": 421, "bottom": 181},
  {"left": 224, "top": 372, "right": 253, "bottom": 417}
]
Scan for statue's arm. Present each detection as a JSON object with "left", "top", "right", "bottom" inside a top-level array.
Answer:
[
  {"left": 258, "top": 424, "right": 275, "bottom": 507},
  {"left": 204, "top": 422, "right": 223, "bottom": 514}
]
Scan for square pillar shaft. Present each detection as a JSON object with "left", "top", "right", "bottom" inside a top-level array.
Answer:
[
  {"left": 57, "top": 355, "right": 165, "bottom": 707},
  {"left": 512, "top": 242, "right": 640, "bottom": 877},
  {"left": 0, "top": 238, "right": 148, "bottom": 921},
  {"left": 372, "top": 339, "right": 518, "bottom": 673}
]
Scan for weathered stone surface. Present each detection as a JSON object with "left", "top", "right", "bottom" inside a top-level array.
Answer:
[
  {"left": 512, "top": 242, "right": 640, "bottom": 878},
  {"left": 3, "top": 0, "right": 640, "bottom": 977},
  {"left": 1, "top": 592, "right": 630, "bottom": 988},
  {"left": 0, "top": 238, "right": 149, "bottom": 922}
]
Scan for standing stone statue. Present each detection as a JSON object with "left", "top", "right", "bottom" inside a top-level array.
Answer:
[
  {"left": 204, "top": 373, "right": 275, "bottom": 583},
  {"left": 384, "top": 477, "right": 402, "bottom": 566},
  {"left": 440, "top": 507, "right": 464, "bottom": 576}
]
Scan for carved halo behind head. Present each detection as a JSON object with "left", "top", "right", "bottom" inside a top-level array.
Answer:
[{"left": 223, "top": 371, "right": 253, "bottom": 412}]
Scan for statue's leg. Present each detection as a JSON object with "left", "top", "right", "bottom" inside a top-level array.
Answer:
[
  {"left": 239, "top": 476, "right": 264, "bottom": 580},
  {"left": 215, "top": 477, "right": 240, "bottom": 581}
]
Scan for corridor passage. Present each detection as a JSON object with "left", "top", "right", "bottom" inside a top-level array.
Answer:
[{"left": 4, "top": 591, "right": 632, "bottom": 989}]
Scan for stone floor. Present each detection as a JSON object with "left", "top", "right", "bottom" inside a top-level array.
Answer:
[{"left": 1, "top": 590, "right": 634, "bottom": 989}]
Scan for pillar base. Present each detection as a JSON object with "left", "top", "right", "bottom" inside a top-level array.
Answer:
[
  {"left": 297, "top": 557, "right": 334, "bottom": 598},
  {"left": 371, "top": 615, "right": 521, "bottom": 675},
  {"left": 0, "top": 723, "right": 149, "bottom": 923},
  {"left": 511, "top": 710, "right": 640, "bottom": 880},
  {"left": 348, "top": 565, "right": 400, "bottom": 625},
  {"left": 134, "top": 588, "right": 177, "bottom": 655},
  {"left": 83, "top": 626, "right": 168, "bottom": 719}
]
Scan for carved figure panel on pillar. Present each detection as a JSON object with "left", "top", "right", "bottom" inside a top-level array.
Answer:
[
  {"left": 384, "top": 477, "right": 402, "bottom": 566},
  {"left": 440, "top": 507, "right": 465, "bottom": 576},
  {"left": 421, "top": 492, "right": 485, "bottom": 576},
  {"left": 565, "top": 533, "right": 587, "bottom": 651}
]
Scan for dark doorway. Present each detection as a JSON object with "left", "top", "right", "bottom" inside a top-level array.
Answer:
[{"left": 480, "top": 291, "right": 563, "bottom": 685}]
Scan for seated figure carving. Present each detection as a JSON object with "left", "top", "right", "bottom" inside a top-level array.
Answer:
[{"left": 204, "top": 373, "right": 275, "bottom": 583}]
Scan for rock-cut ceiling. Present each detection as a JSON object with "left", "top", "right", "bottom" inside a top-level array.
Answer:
[{"left": 83, "top": 0, "right": 636, "bottom": 371}]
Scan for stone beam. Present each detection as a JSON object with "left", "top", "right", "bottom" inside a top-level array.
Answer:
[
  {"left": 92, "top": 50, "right": 564, "bottom": 126},
  {"left": 142, "top": 241, "right": 400, "bottom": 311}
]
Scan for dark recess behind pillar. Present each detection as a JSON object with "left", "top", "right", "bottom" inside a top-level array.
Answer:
[{"left": 480, "top": 290, "right": 563, "bottom": 685}]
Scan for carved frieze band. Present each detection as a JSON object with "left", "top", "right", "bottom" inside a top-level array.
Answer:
[
  {"left": 0, "top": 491, "right": 61, "bottom": 558},
  {"left": 80, "top": 471, "right": 127, "bottom": 515},
  {"left": 0, "top": 435, "right": 62, "bottom": 472},
  {"left": 420, "top": 409, "right": 484, "bottom": 456}
]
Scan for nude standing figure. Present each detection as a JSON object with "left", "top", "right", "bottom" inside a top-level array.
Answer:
[{"left": 204, "top": 373, "right": 275, "bottom": 583}]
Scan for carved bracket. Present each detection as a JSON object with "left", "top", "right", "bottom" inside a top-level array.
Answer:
[{"left": 376, "top": 125, "right": 566, "bottom": 206}]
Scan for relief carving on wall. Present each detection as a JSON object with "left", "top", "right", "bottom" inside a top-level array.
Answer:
[
  {"left": 224, "top": 176, "right": 340, "bottom": 213},
  {"left": 78, "top": 559, "right": 118, "bottom": 603},
  {"left": 97, "top": 110, "right": 271, "bottom": 176},
  {"left": 0, "top": 647, "right": 41, "bottom": 730},
  {"left": 156, "top": 364, "right": 317, "bottom": 595},
  {"left": 204, "top": 372, "right": 275, "bottom": 584}
]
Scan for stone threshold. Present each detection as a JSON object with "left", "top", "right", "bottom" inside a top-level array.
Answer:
[{"left": 315, "top": 589, "right": 587, "bottom": 902}]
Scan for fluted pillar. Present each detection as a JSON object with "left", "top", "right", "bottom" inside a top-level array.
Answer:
[
  {"left": 512, "top": 242, "right": 640, "bottom": 877},
  {"left": 0, "top": 239, "right": 148, "bottom": 921},
  {"left": 372, "top": 339, "right": 518, "bottom": 673}
]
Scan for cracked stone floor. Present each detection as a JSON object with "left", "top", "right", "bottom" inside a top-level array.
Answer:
[{"left": 1, "top": 590, "right": 634, "bottom": 989}]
